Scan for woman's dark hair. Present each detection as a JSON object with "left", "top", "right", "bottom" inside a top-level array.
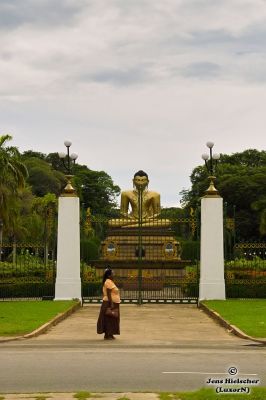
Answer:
[{"left": 102, "top": 266, "right": 113, "bottom": 286}]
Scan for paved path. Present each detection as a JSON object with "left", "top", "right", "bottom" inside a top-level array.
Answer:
[{"left": 32, "top": 304, "right": 243, "bottom": 346}]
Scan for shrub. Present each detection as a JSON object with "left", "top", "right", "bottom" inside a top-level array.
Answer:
[
  {"left": 81, "top": 264, "right": 100, "bottom": 282},
  {"left": 226, "top": 257, "right": 266, "bottom": 271},
  {"left": 0, "top": 282, "right": 55, "bottom": 298},
  {"left": 179, "top": 240, "right": 200, "bottom": 261},
  {"left": 226, "top": 280, "right": 266, "bottom": 298},
  {"left": 80, "top": 238, "right": 101, "bottom": 263},
  {"left": 82, "top": 282, "right": 102, "bottom": 297}
]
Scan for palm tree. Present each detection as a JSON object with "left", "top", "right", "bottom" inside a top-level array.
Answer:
[{"left": 0, "top": 134, "right": 28, "bottom": 227}]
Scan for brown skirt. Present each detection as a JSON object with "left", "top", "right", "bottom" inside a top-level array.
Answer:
[{"left": 97, "top": 301, "right": 120, "bottom": 336}]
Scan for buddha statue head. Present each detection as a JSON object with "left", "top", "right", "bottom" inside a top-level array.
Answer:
[{"left": 133, "top": 170, "right": 149, "bottom": 191}]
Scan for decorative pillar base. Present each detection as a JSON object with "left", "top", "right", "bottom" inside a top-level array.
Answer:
[
  {"left": 199, "top": 281, "right": 225, "bottom": 301},
  {"left": 54, "top": 278, "right": 81, "bottom": 300}
]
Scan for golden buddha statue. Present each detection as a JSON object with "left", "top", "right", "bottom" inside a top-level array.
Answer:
[{"left": 109, "top": 170, "right": 170, "bottom": 227}]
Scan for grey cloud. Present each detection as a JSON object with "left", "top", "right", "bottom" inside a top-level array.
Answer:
[
  {"left": 187, "top": 29, "right": 234, "bottom": 46},
  {"left": 180, "top": 0, "right": 222, "bottom": 12},
  {"left": 81, "top": 67, "right": 150, "bottom": 86},
  {"left": 0, "top": 0, "right": 83, "bottom": 29},
  {"left": 182, "top": 62, "right": 221, "bottom": 79},
  {"left": 183, "top": 24, "right": 266, "bottom": 54},
  {"left": 239, "top": 24, "right": 266, "bottom": 53},
  {"left": 161, "top": 29, "right": 235, "bottom": 55}
]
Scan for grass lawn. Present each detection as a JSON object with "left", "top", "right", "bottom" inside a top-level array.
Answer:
[
  {"left": 159, "top": 387, "right": 266, "bottom": 399},
  {"left": 202, "top": 299, "right": 266, "bottom": 338},
  {"left": 0, "top": 300, "right": 78, "bottom": 336}
]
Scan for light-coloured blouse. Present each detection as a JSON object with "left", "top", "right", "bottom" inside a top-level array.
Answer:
[{"left": 103, "top": 278, "right": 121, "bottom": 303}]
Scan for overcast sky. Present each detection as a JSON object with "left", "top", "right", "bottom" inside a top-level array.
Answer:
[{"left": 1, "top": 0, "right": 266, "bottom": 207}]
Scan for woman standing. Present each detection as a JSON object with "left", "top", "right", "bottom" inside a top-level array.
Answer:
[{"left": 97, "top": 266, "right": 121, "bottom": 340}]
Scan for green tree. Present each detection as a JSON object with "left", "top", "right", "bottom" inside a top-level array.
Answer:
[
  {"left": 74, "top": 165, "right": 120, "bottom": 216},
  {"left": 23, "top": 156, "right": 65, "bottom": 196},
  {"left": 252, "top": 198, "right": 266, "bottom": 236},
  {"left": 6, "top": 186, "right": 35, "bottom": 241},
  {"left": 0, "top": 134, "right": 28, "bottom": 226},
  {"left": 45, "top": 152, "right": 66, "bottom": 173},
  {"left": 160, "top": 207, "right": 196, "bottom": 240},
  {"left": 220, "top": 149, "right": 266, "bottom": 167},
  {"left": 181, "top": 149, "right": 266, "bottom": 241},
  {"left": 32, "top": 193, "right": 58, "bottom": 262},
  {"left": 22, "top": 150, "right": 46, "bottom": 160},
  {"left": 22, "top": 151, "right": 120, "bottom": 217}
]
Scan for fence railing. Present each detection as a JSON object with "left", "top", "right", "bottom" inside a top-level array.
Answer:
[
  {"left": 81, "top": 264, "right": 199, "bottom": 304},
  {"left": 0, "top": 243, "right": 56, "bottom": 300},
  {"left": 225, "top": 243, "right": 266, "bottom": 298},
  {"left": 1, "top": 241, "right": 265, "bottom": 300}
]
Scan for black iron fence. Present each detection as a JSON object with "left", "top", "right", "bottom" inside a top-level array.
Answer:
[
  {"left": 81, "top": 213, "right": 199, "bottom": 303},
  {"left": 81, "top": 263, "right": 199, "bottom": 304},
  {"left": 2, "top": 223, "right": 264, "bottom": 302},
  {"left": 225, "top": 243, "right": 266, "bottom": 298},
  {"left": 0, "top": 243, "right": 56, "bottom": 300}
]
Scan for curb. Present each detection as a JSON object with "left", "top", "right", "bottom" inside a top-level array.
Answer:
[
  {"left": 0, "top": 301, "right": 81, "bottom": 343},
  {"left": 199, "top": 302, "right": 266, "bottom": 345}
]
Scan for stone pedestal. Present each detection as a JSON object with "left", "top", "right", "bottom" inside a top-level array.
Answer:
[
  {"left": 55, "top": 196, "right": 81, "bottom": 300},
  {"left": 199, "top": 196, "right": 225, "bottom": 300},
  {"left": 101, "top": 225, "right": 181, "bottom": 262}
]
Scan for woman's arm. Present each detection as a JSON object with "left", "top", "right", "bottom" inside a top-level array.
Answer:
[{"left": 107, "top": 288, "right": 114, "bottom": 309}]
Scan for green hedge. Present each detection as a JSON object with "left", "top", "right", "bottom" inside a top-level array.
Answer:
[
  {"left": 226, "top": 282, "right": 266, "bottom": 298},
  {"left": 82, "top": 282, "right": 102, "bottom": 297},
  {"left": 0, "top": 283, "right": 55, "bottom": 298},
  {"left": 0, "top": 270, "right": 51, "bottom": 279}
]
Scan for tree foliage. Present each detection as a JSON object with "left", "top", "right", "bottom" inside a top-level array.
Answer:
[
  {"left": 74, "top": 164, "right": 120, "bottom": 216},
  {"left": 0, "top": 134, "right": 28, "bottom": 226},
  {"left": 181, "top": 149, "right": 266, "bottom": 241},
  {"left": 0, "top": 138, "right": 120, "bottom": 246},
  {"left": 21, "top": 151, "right": 120, "bottom": 216},
  {"left": 22, "top": 156, "right": 65, "bottom": 196}
]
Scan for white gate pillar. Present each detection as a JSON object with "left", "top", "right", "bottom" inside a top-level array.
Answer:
[
  {"left": 199, "top": 192, "right": 226, "bottom": 300},
  {"left": 55, "top": 178, "right": 81, "bottom": 300}
]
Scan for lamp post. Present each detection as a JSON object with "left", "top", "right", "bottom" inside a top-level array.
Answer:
[
  {"left": 199, "top": 141, "right": 225, "bottom": 300},
  {"left": 55, "top": 140, "right": 81, "bottom": 300},
  {"left": 201, "top": 141, "right": 220, "bottom": 195},
  {"left": 58, "top": 140, "right": 78, "bottom": 196}
]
